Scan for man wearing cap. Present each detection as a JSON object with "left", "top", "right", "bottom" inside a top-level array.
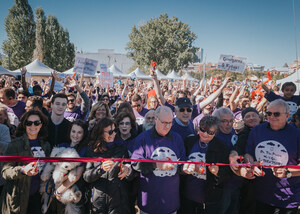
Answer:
[
  {"left": 171, "top": 97, "right": 195, "bottom": 140},
  {"left": 244, "top": 99, "right": 300, "bottom": 213}
]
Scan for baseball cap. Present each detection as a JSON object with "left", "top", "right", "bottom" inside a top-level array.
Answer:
[{"left": 176, "top": 97, "right": 192, "bottom": 108}]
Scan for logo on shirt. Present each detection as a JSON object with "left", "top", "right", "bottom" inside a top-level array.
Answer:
[
  {"left": 286, "top": 101, "right": 297, "bottom": 121},
  {"left": 31, "top": 146, "right": 46, "bottom": 172},
  {"left": 188, "top": 152, "right": 206, "bottom": 180},
  {"left": 231, "top": 134, "right": 238, "bottom": 146},
  {"left": 255, "top": 140, "right": 289, "bottom": 166},
  {"left": 151, "top": 147, "right": 178, "bottom": 177}
]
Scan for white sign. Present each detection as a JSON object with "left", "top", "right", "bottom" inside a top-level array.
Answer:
[
  {"left": 218, "top": 54, "right": 247, "bottom": 73},
  {"left": 50, "top": 80, "right": 64, "bottom": 92},
  {"left": 100, "top": 64, "right": 108, "bottom": 73},
  {"left": 74, "top": 57, "right": 98, "bottom": 76},
  {"left": 100, "top": 71, "right": 113, "bottom": 88}
]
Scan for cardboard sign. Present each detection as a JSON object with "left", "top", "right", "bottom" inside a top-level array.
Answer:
[
  {"left": 74, "top": 57, "right": 98, "bottom": 75},
  {"left": 218, "top": 54, "right": 247, "bottom": 73},
  {"left": 100, "top": 71, "right": 113, "bottom": 88}
]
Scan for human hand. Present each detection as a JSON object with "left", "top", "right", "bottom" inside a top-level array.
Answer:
[
  {"left": 22, "top": 162, "right": 38, "bottom": 176},
  {"left": 239, "top": 166, "right": 255, "bottom": 179},
  {"left": 20, "top": 67, "right": 27, "bottom": 75},
  {"left": 102, "top": 160, "right": 115, "bottom": 172},
  {"left": 156, "top": 158, "right": 175, "bottom": 171},
  {"left": 229, "top": 152, "right": 241, "bottom": 171},
  {"left": 272, "top": 167, "right": 287, "bottom": 179},
  {"left": 64, "top": 76, "right": 78, "bottom": 88},
  {"left": 118, "top": 164, "right": 130, "bottom": 180},
  {"left": 183, "top": 162, "right": 195, "bottom": 174},
  {"left": 208, "top": 164, "right": 219, "bottom": 176}
]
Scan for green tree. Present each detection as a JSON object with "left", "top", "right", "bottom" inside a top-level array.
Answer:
[
  {"left": 44, "top": 15, "right": 75, "bottom": 71},
  {"left": 33, "top": 7, "right": 46, "bottom": 62},
  {"left": 2, "top": 0, "right": 35, "bottom": 70},
  {"left": 126, "top": 13, "right": 197, "bottom": 74}
]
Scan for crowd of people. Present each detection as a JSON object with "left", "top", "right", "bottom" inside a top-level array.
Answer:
[{"left": 0, "top": 66, "right": 299, "bottom": 214}]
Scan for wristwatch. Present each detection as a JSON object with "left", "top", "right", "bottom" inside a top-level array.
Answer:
[{"left": 286, "top": 169, "right": 292, "bottom": 178}]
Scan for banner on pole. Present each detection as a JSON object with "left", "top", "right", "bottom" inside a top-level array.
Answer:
[
  {"left": 100, "top": 71, "right": 113, "bottom": 88},
  {"left": 74, "top": 57, "right": 98, "bottom": 75},
  {"left": 218, "top": 54, "right": 247, "bottom": 73}
]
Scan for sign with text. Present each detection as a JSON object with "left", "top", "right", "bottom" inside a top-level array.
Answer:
[
  {"left": 100, "top": 64, "right": 108, "bottom": 73},
  {"left": 100, "top": 71, "right": 113, "bottom": 88},
  {"left": 74, "top": 57, "right": 98, "bottom": 75},
  {"left": 218, "top": 55, "right": 247, "bottom": 73}
]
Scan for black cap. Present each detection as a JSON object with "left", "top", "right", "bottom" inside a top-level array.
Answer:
[
  {"left": 176, "top": 97, "right": 192, "bottom": 108},
  {"left": 241, "top": 107, "right": 259, "bottom": 119}
]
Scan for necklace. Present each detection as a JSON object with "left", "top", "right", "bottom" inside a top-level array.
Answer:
[{"left": 199, "top": 139, "right": 208, "bottom": 149}]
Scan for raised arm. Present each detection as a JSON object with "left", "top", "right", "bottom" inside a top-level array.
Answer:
[
  {"left": 20, "top": 67, "right": 29, "bottom": 93},
  {"left": 152, "top": 72, "right": 166, "bottom": 106}
]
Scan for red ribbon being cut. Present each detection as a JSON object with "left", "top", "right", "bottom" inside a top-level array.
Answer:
[{"left": 1, "top": 156, "right": 300, "bottom": 169}]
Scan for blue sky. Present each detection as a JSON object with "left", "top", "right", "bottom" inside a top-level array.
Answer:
[{"left": 0, "top": 0, "right": 299, "bottom": 68}]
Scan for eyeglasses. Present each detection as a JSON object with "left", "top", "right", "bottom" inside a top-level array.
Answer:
[
  {"left": 102, "top": 98, "right": 109, "bottom": 101},
  {"left": 146, "top": 116, "right": 155, "bottom": 120},
  {"left": 158, "top": 118, "right": 172, "bottom": 127},
  {"left": 25, "top": 120, "right": 42, "bottom": 126},
  {"left": 266, "top": 111, "right": 286, "bottom": 117},
  {"left": 119, "top": 122, "right": 131, "bottom": 126},
  {"left": 220, "top": 120, "right": 234, "bottom": 125},
  {"left": 132, "top": 104, "right": 141, "bottom": 108},
  {"left": 200, "top": 127, "right": 216, "bottom": 136},
  {"left": 68, "top": 99, "right": 75, "bottom": 103},
  {"left": 104, "top": 128, "right": 117, "bottom": 135},
  {"left": 179, "top": 108, "right": 192, "bottom": 113}
]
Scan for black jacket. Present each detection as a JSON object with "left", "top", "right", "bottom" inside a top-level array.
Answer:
[
  {"left": 184, "top": 135, "right": 232, "bottom": 203},
  {"left": 233, "top": 125, "right": 252, "bottom": 155},
  {"left": 83, "top": 143, "right": 134, "bottom": 214},
  {"left": 47, "top": 117, "right": 71, "bottom": 148}
]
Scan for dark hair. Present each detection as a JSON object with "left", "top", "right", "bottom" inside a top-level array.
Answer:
[
  {"left": 88, "top": 102, "right": 111, "bottom": 121},
  {"left": 131, "top": 94, "right": 142, "bottom": 102},
  {"left": 101, "top": 93, "right": 109, "bottom": 100},
  {"left": 33, "top": 85, "right": 42, "bottom": 92},
  {"left": 89, "top": 118, "right": 115, "bottom": 153},
  {"left": 0, "top": 88, "right": 16, "bottom": 99},
  {"left": 114, "top": 111, "right": 136, "bottom": 134},
  {"left": 67, "top": 120, "right": 89, "bottom": 153},
  {"left": 28, "top": 96, "right": 43, "bottom": 110},
  {"left": 199, "top": 115, "right": 219, "bottom": 132},
  {"left": 67, "top": 93, "right": 76, "bottom": 99},
  {"left": 51, "top": 93, "right": 68, "bottom": 104},
  {"left": 16, "top": 110, "right": 48, "bottom": 140},
  {"left": 281, "top": 82, "right": 296, "bottom": 92},
  {"left": 116, "top": 102, "right": 136, "bottom": 121},
  {"left": 18, "top": 90, "right": 30, "bottom": 98}
]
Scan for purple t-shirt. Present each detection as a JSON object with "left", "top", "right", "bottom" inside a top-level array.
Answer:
[
  {"left": 9, "top": 100, "right": 26, "bottom": 119},
  {"left": 171, "top": 118, "right": 195, "bottom": 141},
  {"left": 246, "top": 123, "right": 300, "bottom": 208},
  {"left": 134, "top": 107, "right": 148, "bottom": 125},
  {"left": 131, "top": 128, "right": 186, "bottom": 214},
  {"left": 184, "top": 139, "right": 209, "bottom": 203},
  {"left": 64, "top": 106, "right": 87, "bottom": 122}
]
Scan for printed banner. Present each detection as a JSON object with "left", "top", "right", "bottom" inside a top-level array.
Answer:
[
  {"left": 218, "top": 54, "right": 247, "bottom": 73},
  {"left": 74, "top": 57, "right": 98, "bottom": 76},
  {"left": 100, "top": 64, "right": 108, "bottom": 73},
  {"left": 100, "top": 71, "right": 113, "bottom": 88}
]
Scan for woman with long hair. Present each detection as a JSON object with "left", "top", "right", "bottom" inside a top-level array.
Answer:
[
  {"left": 0, "top": 110, "right": 51, "bottom": 214},
  {"left": 83, "top": 118, "right": 133, "bottom": 214},
  {"left": 88, "top": 102, "right": 111, "bottom": 131}
]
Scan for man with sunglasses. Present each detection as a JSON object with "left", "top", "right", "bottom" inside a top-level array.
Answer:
[
  {"left": 64, "top": 79, "right": 90, "bottom": 122},
  {"left": 243, "top": 99, "right": 300, "bottom": 213},
  {"left": 171, "top": 97, "right": 195, "bottom": 140},
  {"left": 131, "top": 106, "right": 186, "bottom": 214},
  {"left": 131, "top": 94, "right": 148, "bottom": 125}
]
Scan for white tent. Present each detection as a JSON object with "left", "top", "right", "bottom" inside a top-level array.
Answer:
[
  {"left": 108, "top": 64, "right": 128, "bottom": 78},
  {"left": 276, "top": 70, "right": 300, "bottom": 90},
  {"left": 0, "top": 66, "right": 15, "bottom": 76},
  {"left": 155, "top": 69, "right": 169, "bottom": 80},
  {"left": 182, "top": 72, "right": 198, "bottom": 82},
  {"left": 129, "top": 68, "right": 152, "bottom": 80},
  {"left": 12, "top": 59, "right": 54, "bottom": 76},
  {"left": 167, "top": 70, "right": 182, "bottom": 80}
]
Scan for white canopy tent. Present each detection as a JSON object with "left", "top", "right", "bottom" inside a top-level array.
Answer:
[
  {"left": 129, "top": 68, "right": 152, "bottom": 80},
  {"left": 0, "top": 66, "right": 15, "bottom": 76},
  {"left": 182, "top": 72, "right": 198, "bottom": 82},
  {"left": 276, "top": 70, "right": 300, "bottom": 91},
  {"left": 167, "top": 70, "right": 182, "bottom": 80},
  {"left": 155, "top": 69, "right": 169, "bottom": 80},
  {"left": 108, "top": 64, "right": 128, "bottom": 78},
  {"left": 12, "top": 59, "right": 54, "bottom": 76}
]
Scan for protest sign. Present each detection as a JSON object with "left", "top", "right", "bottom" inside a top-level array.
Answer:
[
  {"left": 218, "top": 54, "right": 247, "bottom": 73},
  {"left": 74, "top": 57, "right": 98, "bottom": 75},
  {"left": 100, "top": 64, "right": 108, "bottom": 73},
  {"left": 100, "top": 71, "right": 113, "bottom": 88}
]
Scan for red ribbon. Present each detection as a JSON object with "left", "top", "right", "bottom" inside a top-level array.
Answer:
[{"left": 1, "top": 156, "right": 300, "bottom": 169}]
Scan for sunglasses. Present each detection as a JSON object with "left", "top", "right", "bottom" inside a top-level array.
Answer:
[
  {"left": 68, "top": 99, "right": 75, "bottom": 103},
  {"left": 104, "top": 128, "right": 117, "bottom": 135},
  {"left": 266, "top": 111, "right": 285, "bottom": 117},
  {"left": 25, "top": 120, "right": 42, "bottom": 126},
  {"left": 146, "top": 116, "right": 155, "bottom": 120},
  {"left": 102, "top": 98, "right": 109, "bottom": 101},
  {"left": 119, "top": 122, "right": 131, "bottom": 126},
  {"left": 200, "top": 127, "right": 216, "bottom": 135},
  {"left": 179, "top": 108, "right": 192, "bottom": 113}
]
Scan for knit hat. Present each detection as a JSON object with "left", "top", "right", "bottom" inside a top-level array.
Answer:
[{"left": 241, "top": 107, "right": 259, "bottom": 119}]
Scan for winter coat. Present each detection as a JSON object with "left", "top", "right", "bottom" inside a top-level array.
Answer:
[
  {"left": 83, "top": 143, "right": 134, "bottom": 214},
  {"left": 0, "top": 134, "right": 51, "bottom": 214}
]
